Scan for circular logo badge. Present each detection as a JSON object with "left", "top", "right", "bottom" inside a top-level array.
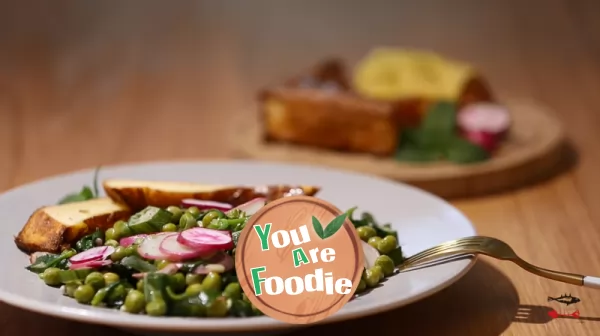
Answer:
[{"left": 235, "top": 196, "right": 364, "bottom": 324}]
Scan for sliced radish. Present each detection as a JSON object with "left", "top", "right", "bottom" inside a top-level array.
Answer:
[
  {"left": 70, "top": 246, "right": 113, "bottom": 264},
  {"left": 461, "top": 130, "right": 499, "bottom": 153},
  {"left": 69, "top": 259, "right": 112, "bottom": 270},
  {"left": 137, "top": 232, "right": 174, "bottom": 260},
  {"left": 181, "top": 199, "right": 233, "bottom": 211},
  {"left": 193, "top": 252, "right": 234, "bottom": 274},
  {"left": 159, "top": 233, "right": 210, "bottom": 261},
  {"left": 233, "top": 197, "right": 266, "bottom": 216},
  {"left": 458, "top": 103, "right": 511, "bottom": 140},
  {"left": 120, "top": 234, "right": 148, "bottom": 248},
  {"left": 177, "top": 227, "right": 233, "bottom": 251},
  {"left": 361, "top": 240, "right": 380, "bottom": 269}
]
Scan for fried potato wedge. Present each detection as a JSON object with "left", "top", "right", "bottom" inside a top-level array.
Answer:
[
  {"left": 103, "top": 179, "right": 321, "bottom": 211},
  {"left": 14, "top": 198, "right": 131, "bottom": 254}
]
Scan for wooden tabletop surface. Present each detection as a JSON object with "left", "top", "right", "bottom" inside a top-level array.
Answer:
[{"left": 1, "top": 1, "right": 600, "bottom": 335}]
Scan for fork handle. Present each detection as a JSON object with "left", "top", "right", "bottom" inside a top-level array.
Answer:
[{"left": 583, "top": 276, "right": 600, "bottom": 289}]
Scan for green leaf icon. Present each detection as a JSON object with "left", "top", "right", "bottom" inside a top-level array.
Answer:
[
  {"left": 312, "top": 216, "right": 325, "bottom": 239},
  {"left": 323, "top": 213, "right": 348, "bottom": 239}
]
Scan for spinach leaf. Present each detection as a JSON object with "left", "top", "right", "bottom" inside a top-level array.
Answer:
[
  {"left": 26, "top": 249, "right": 76, "bottom": 274},
  {"left": 74, "top": 228, "right": 104, "bottom": 252},
  {"left": 57, "top": 166, "right": 101, "bottom": 205},
  {"left": 446, "top": 137, "right": 489, "bottom": 164},
  {"left": 346, "top": 207, "right": 398, "bottom": 240},
  {"left": 419, "top": 101, "right": 457, "bottom": 152}
]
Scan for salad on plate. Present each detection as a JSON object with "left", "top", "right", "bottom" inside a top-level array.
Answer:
[{"left": 14, "top": 169, "right": 404, "bottom": 318}]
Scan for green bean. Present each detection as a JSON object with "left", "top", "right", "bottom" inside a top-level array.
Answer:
[
  {"left": 124, "top": 290, "right": 146, "bottom": 314},
  {"left": 106, "top": 284, "right": 127, "bottom": 304},
  {"left": 356, "top": 226, "right": 377, "bottom": 241},
  {"left": 185, "top": 283, "right": 204, "bottom": 296},
  {"left": 374, "top": 255, "right": 395, "bottom": 276},
  {"left": 84, "top": 272, "right": 105, "bottom": 290},
  {"left": 202, "top": 210, "right": 223, "bottom": 227},
  {"left": 206, "top": 296, "right": 229, "bottom": 317},
  {"left": 185, "top": 273, "right": 204, "bottom": 286},
  {"left": 113, "top": 220, "right": 132, "bottom": 239},
  {"left": 41, "top": 267, "right": 61, "bottom": 286},
  {"left": 364, "top": 268, "right": 380, "bottom": 288},
  {"left": 74, "top": 284, "right": 96, "bottom": 304},
  {"left": 367, "top": 236, "right": 382, "bottom": 249},
  {"left": 124, "top": 245, "right": 137, "bottom": 257},
  {"left": 104, "top": 239, "right": 119, "bottom": 247},
  {"left": 356, "top": 279, "right": 367, "bottom": 294},
  {"left": 186, "top": 206, "right": 201, "bottom": 218},
  {"left": 169, "top": 273, "right": 186, "bottom": 293},
  {"left": 166, "top": 206, "right": 183, "bottom": 223},
  {"left": 179, "top": 213, "right": 197, "bottom": 231},
  {"left": 202, "top": 272, "right": 222, "bottom": 291},
  {"left": 371, "top": 265, "right": 384, "bottom": 281},
  {"left": 103, "top": 272, "right": 120, "bottom": 285},
  {"left": 377, "top": 235, "right": 397, "bottom": 255},
  {"left": 105, "top": 228, "right": 117, "bottom": 242},
  {"left": 146, "top": 299, "right": 167, "bottom": 316},
  {"left": 223, "top": 282, "right": 242, "bottom": 300},
  {"left": 110, "top": 246, "right": 129, "bottom": 262},
  {"left": 63, "top": 283, "right": 78, "bottom": 297},
  {"left": 161, "top": 223, "right": 178, "bottom": 232}
]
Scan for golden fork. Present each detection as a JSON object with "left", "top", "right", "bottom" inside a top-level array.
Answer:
[{"left": 398, "top": 236, "right": 600, "bottom": 288}]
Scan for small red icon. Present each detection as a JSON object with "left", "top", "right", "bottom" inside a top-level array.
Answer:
[{"left": 548, "top": 309, "right": 580, "bottom": 319}]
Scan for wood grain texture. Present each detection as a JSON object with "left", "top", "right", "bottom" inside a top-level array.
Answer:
[
  {"left": 0, "top": 0, "right": 599, "bottom": 335},
  {"left": 235, "top": 98, "right": 566, "bottom": 198}
]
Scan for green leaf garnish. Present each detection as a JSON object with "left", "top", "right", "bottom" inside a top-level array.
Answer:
[
  {"left": 312, "top": 216, "right": 325, "bottom": 239},
  {"left": 419, "top": 101, "right": 457, "bottom": 151},
  {"left": 322, "top": 213, "right": 348, "bottom": 239},
  {"left": 26, "top": 249, "right": 76, "bottom": 274},
  {"left": 446, "top": 138, "right": 489, "bottom": 164},
  {"left": 57, "top": 166, "right": 102, "bottom": 204}
]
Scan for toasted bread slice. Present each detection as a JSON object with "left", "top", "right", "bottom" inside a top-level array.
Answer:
[
  {"left": 103, "top": 179, "right": 321, "bottom": 211},
  {"left": 14, "top": 198, "right": 131, "bottom": 254},
  {"left": 260, "top": 87, "right": 399, "bottom": 155}
]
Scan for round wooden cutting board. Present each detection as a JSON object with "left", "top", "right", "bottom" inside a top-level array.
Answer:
[{"left": 232, "top": 98, "right": 567, "bottom": 199}]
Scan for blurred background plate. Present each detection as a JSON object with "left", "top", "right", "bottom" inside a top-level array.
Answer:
[{"left": 234, "top": 98, "right": 566, "bottom": 199}]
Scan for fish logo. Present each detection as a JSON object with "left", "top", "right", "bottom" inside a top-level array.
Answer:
[
  {"left": 547, "top": 294, "right": 581, "bottom": 306},
  {"left": 547, "top": 294, "right": 581, "bottom": 319}
]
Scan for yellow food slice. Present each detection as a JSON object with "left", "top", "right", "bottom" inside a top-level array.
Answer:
[
  {"left": 103, "top": 179, "right": 320, "bottom": 211},
  {"left": 353, "top": 48, "right": 475, "bottom": 101}
]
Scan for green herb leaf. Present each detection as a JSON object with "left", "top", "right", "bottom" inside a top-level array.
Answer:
[
  {"left": 121, "top": 256, "right": 157, "bottom": 273},
  {"left": 395, "top": 147, "right": 443, "bottom": 162},
  {"left": 311, "top": 216, "right": 325, "bottom": 239},
  {"left": 57, "top": 166, "right": 102, "bottom": 205},
  {"left": 74, "top": 228, "right": 104, "bottom": 252},
  {"left": 419, "top": 101, "right": 457, "bottom": 152},
  {"left": 25, "top": 249, "right": 76, "bottom": 274},
  {"left": 322, "top": 213, "right": 348, "bottom": 239},
  {"left": 446, "top": 137, "right": 489, "bottom": 164}
]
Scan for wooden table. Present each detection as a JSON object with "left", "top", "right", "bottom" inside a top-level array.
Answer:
[{"left": 1, "top": 1, "right": 599, "bottom": 335}]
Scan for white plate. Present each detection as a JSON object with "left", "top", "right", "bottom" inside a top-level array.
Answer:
[{"left": 0, "top": 160, "right": 476, "bottom": 335}]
